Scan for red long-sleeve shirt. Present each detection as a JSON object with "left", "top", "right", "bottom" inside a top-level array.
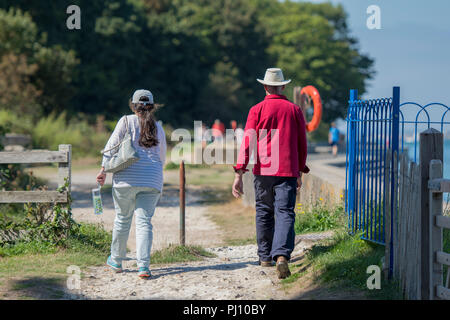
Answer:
[{"left": 234, "top": 94, "right": 309, "bottom": 177}]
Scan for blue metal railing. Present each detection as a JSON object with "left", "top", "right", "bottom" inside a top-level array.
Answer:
[
  {"left": 346, "top": 89, "right": 396, "bottom": 248},
  {"left": 345, "top": 86, "right": 450, "bottom": 279}
]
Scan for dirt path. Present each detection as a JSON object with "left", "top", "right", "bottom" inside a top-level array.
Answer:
[
  {"left": 33, "top": 167, "right": 337, "bottom": 300},
  {"left": 65, "top": 232, "right": 334, "bottom": 300}
]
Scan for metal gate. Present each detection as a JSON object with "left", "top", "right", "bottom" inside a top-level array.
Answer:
[
  {"left": 345, "top": 86, "right": 450, "bottom": 277},
  {"left": 346, "top": 87, "right": 399, "bottom": 246}
]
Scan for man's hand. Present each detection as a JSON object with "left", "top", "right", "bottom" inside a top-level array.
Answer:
[
  {"left": 96, "top": 167, "right": 106, "bottom": 186},
  {"left": 296, "top": 173, "right": 303, "bottom": 194},
  {"left": 232, "top": 171, "right": 244, "bottom": 198}
]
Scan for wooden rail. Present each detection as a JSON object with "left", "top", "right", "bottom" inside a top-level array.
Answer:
[
  {"left": 0, "top": 144, "right": 71, "bottom": 203},
  {"left": 428, "top": 159, "right": 450, "bottom": 300}
]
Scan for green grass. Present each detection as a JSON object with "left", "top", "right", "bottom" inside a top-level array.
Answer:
[
  {"left": 0, "top": 222, "right": 112, "bottom": 299},
  {"left": 283, "top": 230, "right": 402, "bottom": 299},
  {"left": 0, "top": 110, "right": 109, "bottom": 159},
  {"left": 294, "top": 201, "right": 345, "bottom": 235},
  {"left": 151, "top": 244, "right": 215, "bottom": 264},
  {"left": 0, "top": 222, "right": 111, "bottom": 270}
]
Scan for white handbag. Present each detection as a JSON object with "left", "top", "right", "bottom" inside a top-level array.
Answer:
[{"left": 101, "top": 116, "right": 140, "bottom": 173}]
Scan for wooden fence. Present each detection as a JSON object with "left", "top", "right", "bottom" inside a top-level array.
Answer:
[
  {"left": 385, "top": 129, "right": 450, "bottom": 300},
  {"left": 428, "top": 159, "right": 450, "bottom": 300},
  {"left": 384, "top": 151, "right": 421, "bottom": 299},
  {"left": 0, "top": 144, "right": 72, "bottom": 203}
]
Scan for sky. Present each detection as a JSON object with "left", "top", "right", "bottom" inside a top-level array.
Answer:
[{"left": 297, "top": 0, "right": 450, "bottom": 127}]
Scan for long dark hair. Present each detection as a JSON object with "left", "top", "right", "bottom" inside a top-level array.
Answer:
[{"left": 131, "top": 96, "right": 159, "bottom": 148}]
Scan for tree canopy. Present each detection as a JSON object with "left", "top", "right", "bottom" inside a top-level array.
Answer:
[{"left": 0, "top": 0, "right": 374, "bottom": 126}]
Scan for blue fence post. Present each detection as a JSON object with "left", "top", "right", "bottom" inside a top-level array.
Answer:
[
  {"left": 389, "top": 86, "right": 400, "bottom": 279},
  {"left": 347, "top": 89, "right": 358, "bottom": 233}
]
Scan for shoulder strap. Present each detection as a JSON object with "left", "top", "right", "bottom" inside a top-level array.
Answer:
[{"left": 101, "top": 115, "right": 130, "bottom": 154}]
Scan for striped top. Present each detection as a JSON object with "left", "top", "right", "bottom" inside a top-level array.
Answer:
[{"left": 101, "top": 114, "right": 166, "bottom": 191}]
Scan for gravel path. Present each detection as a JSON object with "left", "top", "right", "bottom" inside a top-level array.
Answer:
[
  {"left": 34, "top": 167, "right": 334, "bottom": 300},
  {"left": 65, "top": 237, "right": 330, "bottom": 300}
]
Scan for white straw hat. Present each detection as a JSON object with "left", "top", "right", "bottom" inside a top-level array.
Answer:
[
  {"left": 257, "top": 68, "right": 291, "bottom": 86},
  {"left": 132, "top": 89, "right": 154, "bottom": 104}
]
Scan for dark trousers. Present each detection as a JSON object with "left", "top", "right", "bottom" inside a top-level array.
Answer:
[{"left": 253, "top": 175, "right": 297, "bottom": 261}]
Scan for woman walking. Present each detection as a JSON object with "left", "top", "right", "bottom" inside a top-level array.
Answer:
[{"left": 96, "top": 89, "right": 166, "bottom": 279}]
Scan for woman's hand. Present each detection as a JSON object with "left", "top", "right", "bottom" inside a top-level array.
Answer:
[
  {"left": 96, "top": 168, "right": 106, "bottom": 186},
  {"left": 232, "top": 172, "right": 244, "bottom": 198}
]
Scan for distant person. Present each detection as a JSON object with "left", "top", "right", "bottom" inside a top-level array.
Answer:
[
  {"left": 234, "top": 124, "right": 244, "bottom": 146},
  {"left": 96, "top": 89, "right": 167, "bottom": 279},
  {"left": 230, "top": 120, "right": 237, "bottom": 131},
  {"left": 329, "top": 122, "right": 340, "bottom": 157},
  {"left": 211, "top": 119, "right": 225, "bottom": 141},
  {"left": 201, "top": 123, "right": 208, "bottom": 148},
  {"left": 232, "top": 68, "right": 309, "bottom": 279}
]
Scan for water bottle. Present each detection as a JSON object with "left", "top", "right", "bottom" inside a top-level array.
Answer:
[{"left": 92, "top": 183, "right": 103, "bottom": 215}]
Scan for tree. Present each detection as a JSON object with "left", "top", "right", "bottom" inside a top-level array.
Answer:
[
  {"left": 0, "top": 8, "right": 78, "bottom": 118},
  {"left": 0, "top": 0, "right": 374, "bottom": 127},
  {"left": 0, "top": 53, "right": 41, "bottom": 117},
  {"left": 255, "top": 1, "right": 374, "bottom": 122}
]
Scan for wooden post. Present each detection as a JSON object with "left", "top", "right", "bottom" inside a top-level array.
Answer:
[
  {"left": 179, "top": 160, "right": 186, "bottom": 246},
  {"left": 420, "top": 128, "right": 443, "bottom": 299},
  {"left": 429, "top": 159, "right": 443, "bottom": 300},
  {"left": 58, "top": 144, "right": 72, "bottom": 195}
]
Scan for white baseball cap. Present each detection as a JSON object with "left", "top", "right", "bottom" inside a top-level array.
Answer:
[{"left": 132, "top": 89, "right": 154, "bottom": 104}]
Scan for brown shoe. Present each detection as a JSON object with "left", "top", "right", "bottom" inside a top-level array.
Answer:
[
  {"left": 259, "top": 260, "right": 273, "bottom": 267},
  {"left": 276, "top": 256, "right": 291, "bottom": 279}
]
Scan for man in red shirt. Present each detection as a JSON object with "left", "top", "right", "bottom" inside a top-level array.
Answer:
[{"left": 232, "top": 68, "right": 309, "bottom": 279}]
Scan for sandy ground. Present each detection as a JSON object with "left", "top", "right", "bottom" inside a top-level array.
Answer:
[
  {"left": 65, "top": 233, "right": 336, "bottom": 300},
  {"left": 32, "top": 167, "right": 339, "bottom": 300}
]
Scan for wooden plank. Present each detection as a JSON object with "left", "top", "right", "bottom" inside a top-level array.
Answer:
[
  {"left": 414, "top": 164, "right": 422, "bottom": 299},
  {"left": 436, "top": 285, "right": 450, "bottom": 300},
  {"left": 399, "top": 153, "right": 408, "bottom": 293},
  {"left": 405, "top": 159, "right": 415, "bottom": 298},
  {"left": 420, "top": 128, "right": 443, "bottom": 300},
  {"left": 436, "top": 251, "right": 450, "bottom": 266},
  {"left": 429, "top": 159, "right": 444, "bottom": 300},
  {"left": 436, "top": 215, "right": 450, "bottom": 229},
  {"left": 57, "top": 144, "right": 72, "bottom": 193},
  {"left": 428, "top": 178, "right": 450, "bottom": 193},
  {"left": 0, "top": 150, "right": 68, "bottom": 164},
  {"left": 393, "top": 151, "right": 399, "bottom": 279},
  {"left": 0, "top": 191, "right": 68, "bottom": 203},
  {"left": 384, "top": 149, "right": 392, "bottom": 279}
]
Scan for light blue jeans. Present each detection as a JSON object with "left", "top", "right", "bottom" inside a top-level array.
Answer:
[{"left": 110, "top": 186, "right": 160, "bottom": 269}]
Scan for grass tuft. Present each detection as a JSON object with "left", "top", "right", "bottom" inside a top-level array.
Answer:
[
  {"left": 295, "top": 201, "right": 345, "bottom": 235},
  {"left": 151, "top": 244, "right": 215, "bottom": 264}
]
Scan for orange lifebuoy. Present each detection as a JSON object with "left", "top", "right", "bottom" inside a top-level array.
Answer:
[{"left": 300, "top": 85, "right": 322, "bottom": 132}]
